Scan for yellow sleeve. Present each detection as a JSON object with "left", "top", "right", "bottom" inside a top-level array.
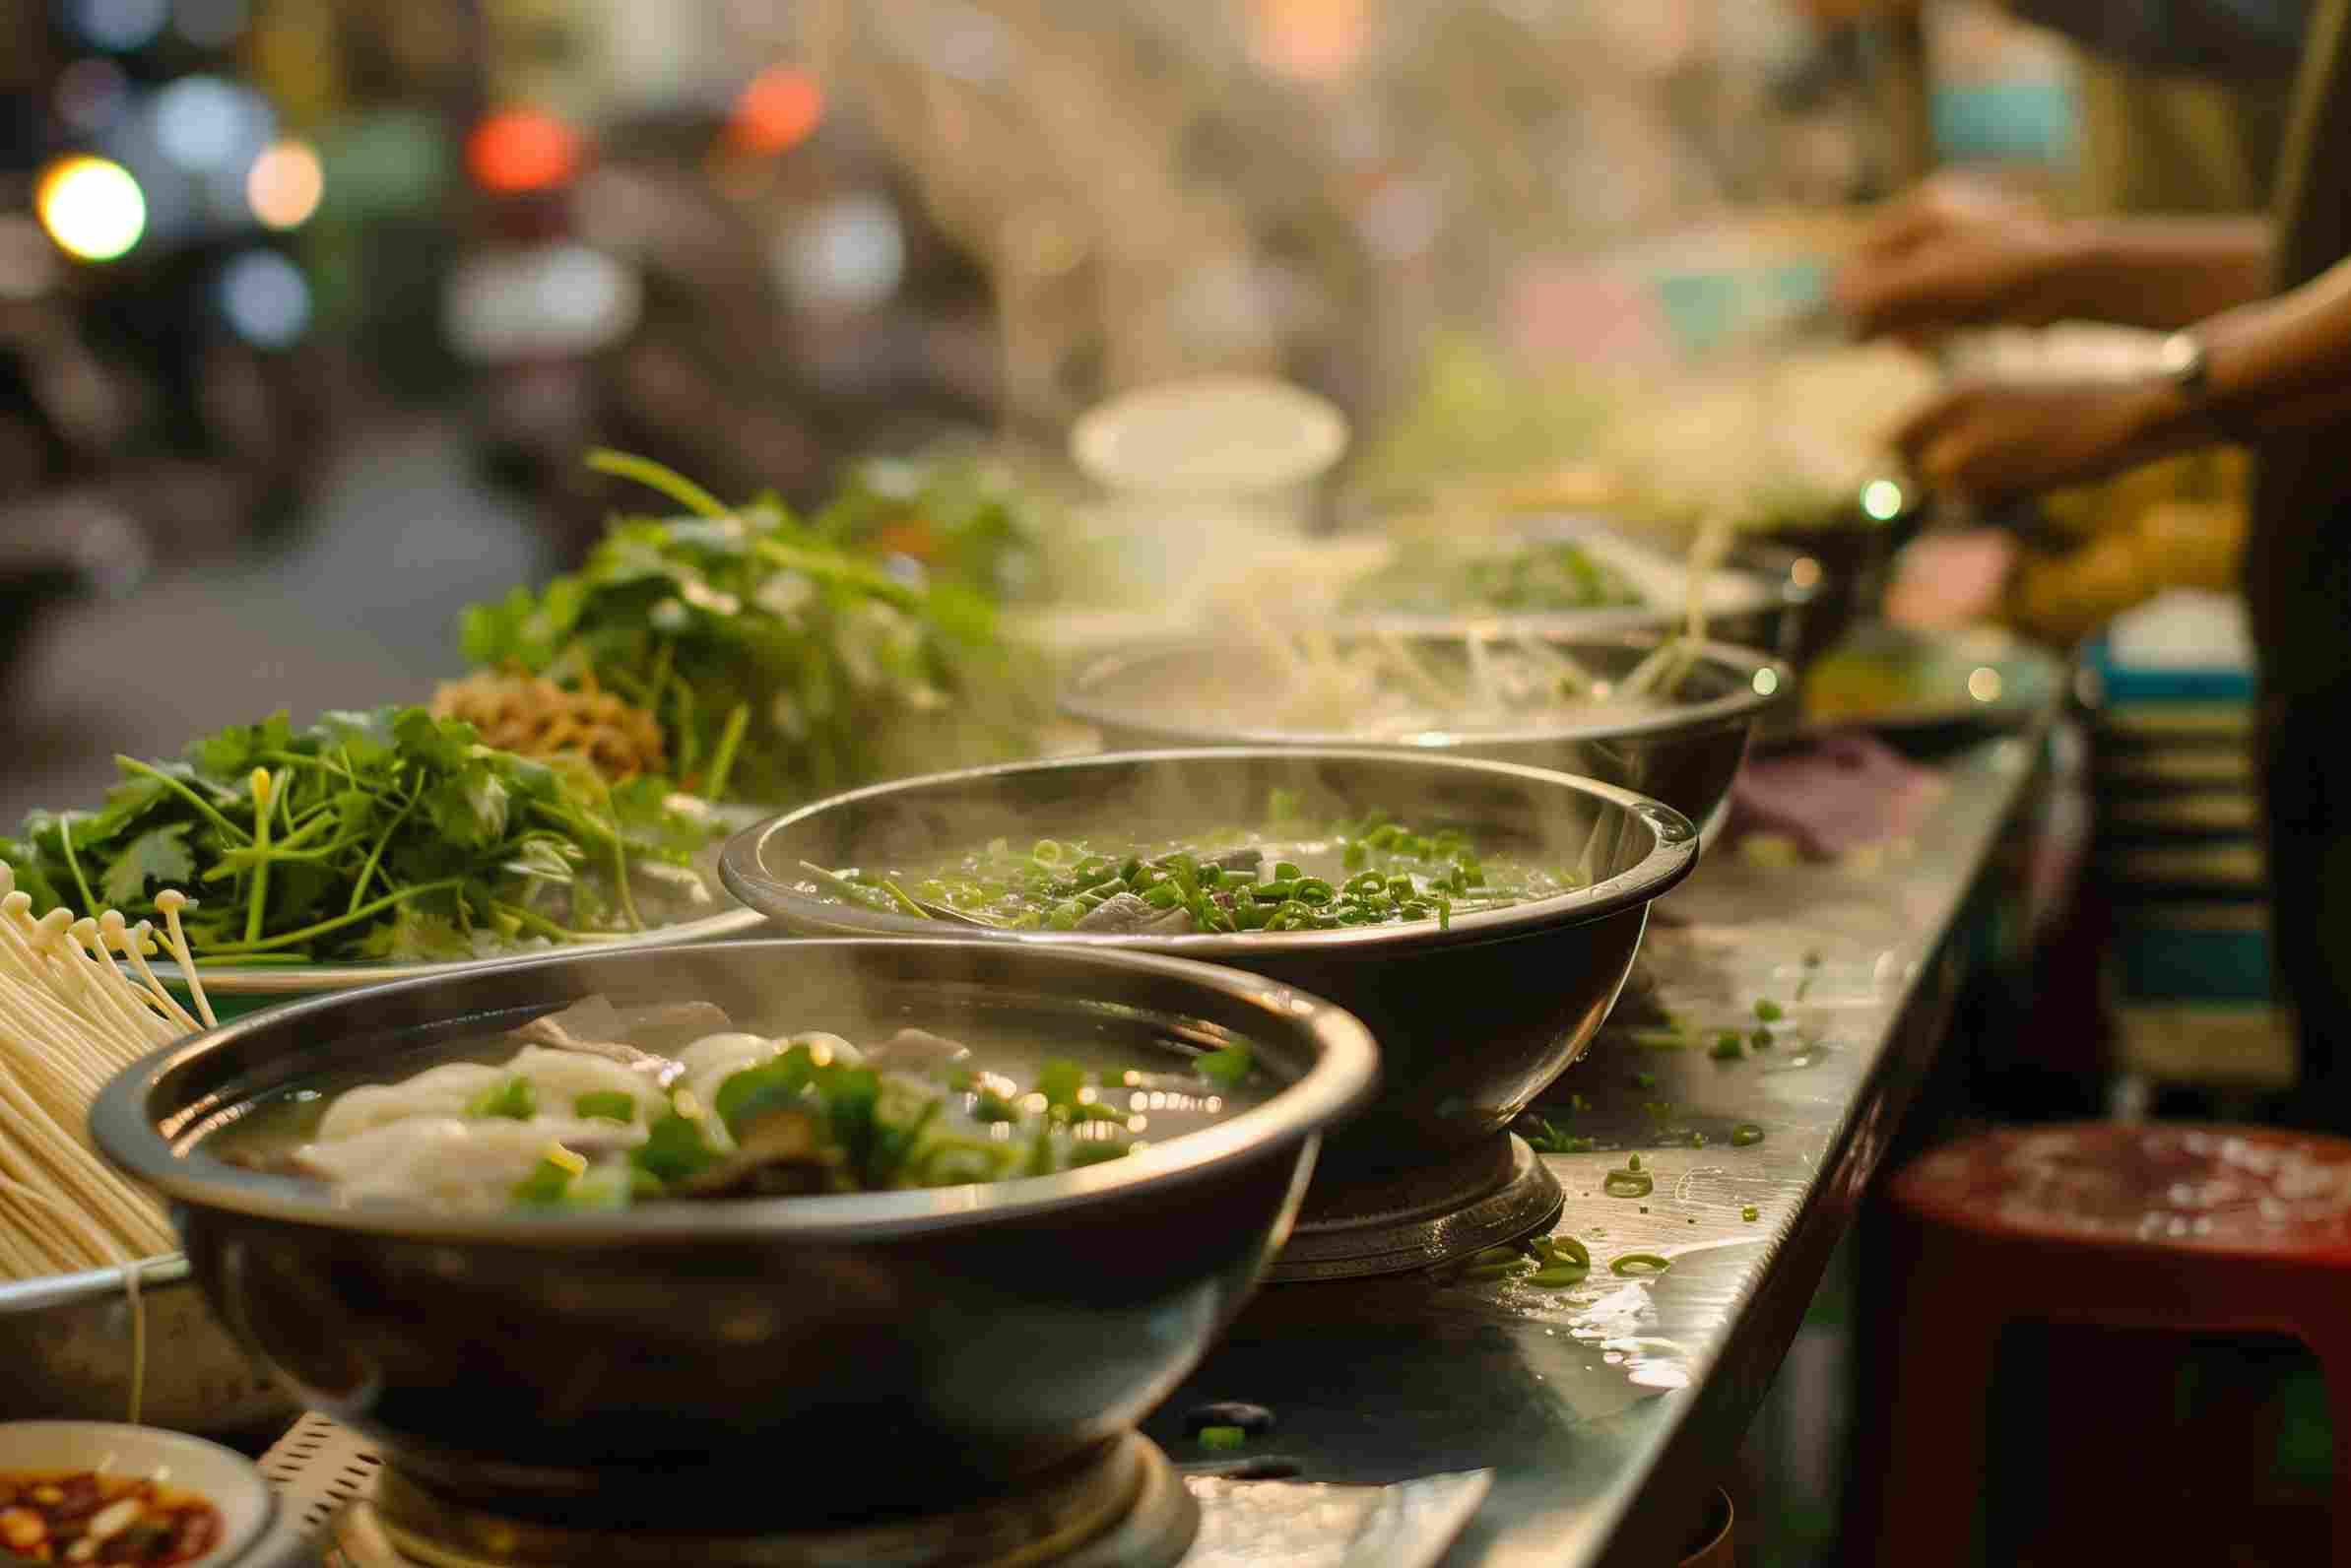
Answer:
[
  {"left": 2000, "top": 497, "right": 2246, "bottom": 645},
  {"left": 2034, "top": 447, "right": 2250, "bottom": 540}
]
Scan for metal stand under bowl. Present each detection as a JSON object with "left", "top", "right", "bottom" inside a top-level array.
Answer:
[
  {"left": 326, "top": 1433, "right": 1196, "bottom": 1568},
  {"left": 1270, "top": 1133, "right": 1564, "bottom": 1282}
]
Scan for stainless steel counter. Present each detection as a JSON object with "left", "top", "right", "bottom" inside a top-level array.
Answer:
[{"left": 1139, "top": 722, "right": 2058, "bottom": 1566}]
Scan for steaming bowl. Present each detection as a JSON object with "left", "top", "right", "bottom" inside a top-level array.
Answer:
[
  {"left": 1061, "top": 632, "right": 1788, "bottom": 843},
  {"left": 721, "top": 750, "right": 1697, "bottom": 1209},
  {"left": 91, "top": 940, "right": 1375, "bottom": 1528}
]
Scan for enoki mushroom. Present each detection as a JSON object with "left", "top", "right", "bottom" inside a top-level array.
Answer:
[{"left": 1, "top": 866, "right": 218, "bottom": 1423}]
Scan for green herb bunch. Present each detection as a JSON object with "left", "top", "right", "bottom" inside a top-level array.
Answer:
[
  {"left": 0, "top": 705, "right": 717, "bottom": 963},
  {"left": 813, "top": 445, "right": 1045, "bottom": 604},
  {"left": 458, "top": 451, "right": 1023, "bottom": 807}
]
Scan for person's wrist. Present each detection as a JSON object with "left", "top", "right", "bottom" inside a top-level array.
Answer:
[
  {"left": 2122, "top": 365, "right": 2207, "bottom": 459},
  {"left": 2039, "top": 218, "right": 2116, "bottom": 321}
]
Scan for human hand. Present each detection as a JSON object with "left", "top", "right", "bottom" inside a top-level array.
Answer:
[
  {"left": 1835, "top": 174, "right": 2083, "bottom": 345},
  {"left": 1890, "top": 377, "right": 2183, "bottom": 504},
  {"left": 1883, "top": 528, "right": 2016, "bottom": 628}
]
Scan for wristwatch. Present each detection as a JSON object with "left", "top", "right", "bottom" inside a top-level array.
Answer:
[{"left": 2156, "top": 331, "right": 2233, "bottom": 440}]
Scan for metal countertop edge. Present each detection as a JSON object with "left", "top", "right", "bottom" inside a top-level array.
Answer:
[{"left": 1578, "top": 705, "right": 2064, "bottom": 1568}]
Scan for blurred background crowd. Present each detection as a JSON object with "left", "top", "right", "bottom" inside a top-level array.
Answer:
[{"left": 0, "top": 0, "right": 2095, "bottom": 614}]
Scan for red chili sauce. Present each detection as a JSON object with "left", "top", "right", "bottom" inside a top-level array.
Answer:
[{"left": 0, "top": 1470, "right": 220, "bottom": 1565}]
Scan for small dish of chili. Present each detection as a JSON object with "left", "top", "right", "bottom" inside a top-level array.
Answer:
[{"left": 0, "top": 1427, "right": 271, "bottom": 1568}]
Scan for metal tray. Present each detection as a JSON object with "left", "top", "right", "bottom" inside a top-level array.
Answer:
[{"left": 0, "top": 1256, "right": 288, "bottom": 1433}]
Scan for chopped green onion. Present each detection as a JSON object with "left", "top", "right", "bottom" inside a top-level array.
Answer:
[
  {"left": 1038, "top": 1059, "right": 1086, "bottom": 1111},
  {"left": 1731, "top": 1123, "right": 1765, "bottom": 1147},
  {"left": 1610, "top": 1253, "right": 1671, "bottom": 1275},
  {"left": 510, "top": 1158, "right": 573, "bottom": 1207},
  {"left": 573, "top": 1091, "right": 636, "bottom": 1123},
  {"left": 1603, "top": 1169, "right": 1654, "bottom": 1199},
  {"left": 631, "top": 1112, "right": 722, "bottom": 1183},
  {"left": 468, "top": 1077, "right": 536, "bottom": 1121},
  {"left": 1196, "top": 1041, "right": 1254, "bottom": 1088},
  {"left": 1537, "top": 1235, "right": 1591, "bottom": 1269}
]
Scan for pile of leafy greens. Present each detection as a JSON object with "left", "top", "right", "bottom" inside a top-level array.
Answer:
[
  {"left": 0, "top": 705, "right": 719, "bottom": 964},
  {"left": 459, "top": 451, "right": 1028, "bottom": 807},
  {"left": 811, "top": 446, "right": 1045, "bottom": 604}
]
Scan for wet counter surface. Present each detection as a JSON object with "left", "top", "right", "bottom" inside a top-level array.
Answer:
[{"left": 1138, "top": 723, "right": 2057, "bottom": 1567}]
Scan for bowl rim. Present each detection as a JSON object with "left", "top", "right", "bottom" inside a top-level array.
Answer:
[
  {"left": 1058, "top": 633, "right": 1792, "bottom": 751},
  {"left": 719, "top": 746, "right": 1700, "bottom": 956},
  {"left": 91, "top": 938, "right": 1380, "bottom": 1245},
  {"left": 147, "top": 904, "right": 770, "bottom": 996},
  {"left": 1326, "top": 509, "right": 1803, "bottom": 626}
]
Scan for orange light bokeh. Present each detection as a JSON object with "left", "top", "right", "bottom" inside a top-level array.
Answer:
[
  {"left": 727, "top": 66, "right": 824, "bottom": 157},
  {"left": 1250, "top": 0, "right": 1368, "bottom": 82},
  {"left": 247, "top": 140, "right": 324, "bottom": 229},
  {"left": 467, "top": 108, "right": 584, "bottom": 194}
]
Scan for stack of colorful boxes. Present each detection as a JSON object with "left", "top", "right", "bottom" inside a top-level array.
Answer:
[{"left": 2081, "top": 592, "right": 2292, "bottom": 1091}]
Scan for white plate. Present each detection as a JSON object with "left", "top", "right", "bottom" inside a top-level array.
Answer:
[{"left": 0, "top": 1421, "right": 275, "bottom": 1565}]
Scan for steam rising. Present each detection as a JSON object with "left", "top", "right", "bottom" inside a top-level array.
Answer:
[{"left": 1059, "top": 515, "right": 1731, "bottom": 745}]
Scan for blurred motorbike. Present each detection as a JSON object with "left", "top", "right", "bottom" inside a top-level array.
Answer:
[
  {"left": 2, "top": 20, "right": 330, "bottom": 567},
  {"left": 443, "top": 83, "right": 1000, "bottom": 556}
]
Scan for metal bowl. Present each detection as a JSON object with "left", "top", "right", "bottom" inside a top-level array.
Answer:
[
  {"left": 720, "top": 750, "right": 1698, "bottom": 1276},
  {"left": 1332, "top": 512, "right": 1815, "bottom": 666},
  {"left": 0, "top": 913, "right": 767, "bottom": 1436},
  {"left": 0, "top": 1260, "right": 288, "bottom": 1435},
  {"left": 1060, "top": 631, "right": 1787, "bottom": 845},
  {"left": 90, "top": 939, "right": 1375, "bottom": 1530},
  {"left": 1730, "top": 491, "right": 1927, "bottom": 673}
]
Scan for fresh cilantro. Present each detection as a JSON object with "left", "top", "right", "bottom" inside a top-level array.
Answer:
[
  {"left": 0, "top": 702, "right": 719, "bottom": 964},
  {"left": 98, "top": 823, "right": 194, "bottom": 908}
]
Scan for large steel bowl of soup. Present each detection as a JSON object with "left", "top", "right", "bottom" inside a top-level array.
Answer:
[
  {"left": 1059, "top": 630, "right": 1787, "bottom": 845},
  {"left": 90, "top": 939, "right": 1375, "bottom": 1533},
  {"left": 721, "top": 750, "right": 1698, "bottom": 1276}
]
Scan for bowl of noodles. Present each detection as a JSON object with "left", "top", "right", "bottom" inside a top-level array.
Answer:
[
  {"left": 1329, "top": 509, "right": 1813, "bottom": 668},
  {"left": 1061, "top": 628, "right": 1789, "bottom": 845}
]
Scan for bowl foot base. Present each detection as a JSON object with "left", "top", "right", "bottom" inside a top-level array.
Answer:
[
  {"left": 1270, "top": 1134, "right": 1564, "bottom": 1281},
  {"left": 329, "top": 1431, "right": 1197, "bottom": 1568}
]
